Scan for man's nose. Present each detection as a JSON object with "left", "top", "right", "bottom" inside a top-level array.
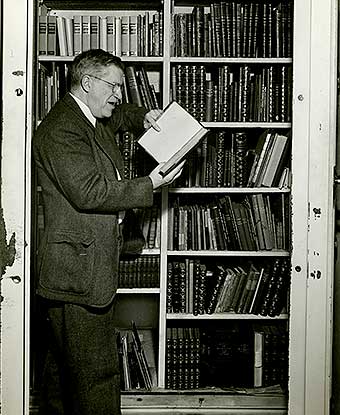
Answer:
[{"left": 115, "top": 88, "right": 122, "bottom": 101}]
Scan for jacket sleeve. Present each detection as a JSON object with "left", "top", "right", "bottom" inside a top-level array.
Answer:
[{"left": 110, "top": 103, "right": 148, "bottom": 134}]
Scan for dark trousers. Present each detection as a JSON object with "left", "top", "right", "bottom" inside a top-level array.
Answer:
[{"left": 38, "top": 299, "right": 121, "bottom": 415}]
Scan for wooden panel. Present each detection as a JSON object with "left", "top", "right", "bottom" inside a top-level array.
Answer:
[{"left": 121, "top": 392, "right": 287, "bottom": 414}]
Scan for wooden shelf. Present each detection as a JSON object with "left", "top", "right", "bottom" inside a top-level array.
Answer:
[
  {"left": 202, "top": 122, "right": 292, "bottom": 129},
  {"left": 170, "top": 57, "right": 293, "bottom": 64},
  {"left": 38, "top": 55, "right": 164, "bottom": 63},
  {"left": 168, "top": 187, "right": 291, "bottom": 194},
  {"left": 120, "top": 389, "right": 288, "bottom": 414},
  {"left": 166, "top": 313, "right": 288, "bottom": 320},
  {"left": 167, "top": 250, "right": 290, "bottom": 257},
  {"left": 117, "top": 288, "right": 160, "bottom": 294}
]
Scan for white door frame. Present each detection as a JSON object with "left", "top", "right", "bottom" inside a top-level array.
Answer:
[
  {"left": 305, "top": 0, "right": 337, "bottom": 413},
  {"left": 1, "top": 0, "right": 33, "bottom": 413},
  {"left": 289, "top": 0, "right": 337, "bottom": 414}
]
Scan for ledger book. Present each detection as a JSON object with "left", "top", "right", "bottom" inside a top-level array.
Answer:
[{"left": 138, "top": 101, "right": 209, "bottom": 176}]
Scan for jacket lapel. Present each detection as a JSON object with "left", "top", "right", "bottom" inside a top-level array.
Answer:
[
  {"left": 94, "top": 118, "right": 124, "bottom": 177},
  {"left": 64, "top": 93, "right": 124, "bottom": 178},
  {"left": 63, "top": 93, "right": 94, "bottom": 130}
]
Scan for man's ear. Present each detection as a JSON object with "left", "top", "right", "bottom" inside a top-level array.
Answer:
[{"left": 81, "top": 75, "right": 91, "bottom": 93}]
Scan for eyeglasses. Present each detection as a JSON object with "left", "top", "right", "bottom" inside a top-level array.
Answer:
[{"left": 87, "top": 74, "right": 123, "bottom": 94}]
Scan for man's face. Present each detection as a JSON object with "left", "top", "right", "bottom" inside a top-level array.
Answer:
[{"left": 86, "top": 65, "right": 124, "bottom": 118}]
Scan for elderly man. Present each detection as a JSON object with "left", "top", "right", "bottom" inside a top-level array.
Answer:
[{"left": 33, "top": 48, "right": 183, "bottom": 415}]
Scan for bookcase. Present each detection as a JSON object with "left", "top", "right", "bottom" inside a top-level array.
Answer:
[{"left": 25, "top": 0, "right": 336, "bottom": 413}]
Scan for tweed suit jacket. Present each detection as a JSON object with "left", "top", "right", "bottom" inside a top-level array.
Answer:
[{"left": 33, "top": 93, "right": 154, "bottom": 307}]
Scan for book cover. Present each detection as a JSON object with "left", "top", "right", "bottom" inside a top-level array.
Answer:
[{"left": 138, "top": 101, "right": 209, "bottom": 176}]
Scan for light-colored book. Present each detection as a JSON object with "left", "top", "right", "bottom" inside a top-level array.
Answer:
[
  {"left": 138, "top": 101, "right": 209, "bottom": 176},
  {"left": 99, "top": 16, "right": 108, "bottom": 51},
  {"left": 253, "top": 326, "right": 264, "bottom": 387},
  {"left": 64, "top": 17, "right": 74, "bottom": 56},
  {"left": 56, "top": 16, "right": 67, "bottom": 56}
]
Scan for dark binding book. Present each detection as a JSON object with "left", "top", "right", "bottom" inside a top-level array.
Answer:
[
  {"left": 206, "top": 264, "right": 226, "bottom": 314},
  {"left": 125, "top": 65, "right": 143, "bottom": 106}
]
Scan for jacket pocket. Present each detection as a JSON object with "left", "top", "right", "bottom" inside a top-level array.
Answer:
[{"left": 39, "top": 229, "right": 95, "bottom": 296}]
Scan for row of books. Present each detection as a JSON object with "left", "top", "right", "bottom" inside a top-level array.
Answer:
[
  {"left": 173, "top": 2, "right": 293, "bottom": 58},
  {"left": 117, "top": 322, "right": 157, "bottom": 391},
  {"left": 117, "top": 130, "right": 157, "bottom": 180},
  {"left": 123, "top": 66, "right": 160, "bottom": 111},
  {"left": 118, "top": 255, "right": 160, "bottom": 288},
  {"left": 166, "top": 323, "right": 288, "bottom": 390},
  {"left": 171, "top": 64, "right": 292, "bottom": 123},
  {"left": 173, "top": 129, "right": 290, "bottom": 188},
  {"left": 134, "top": 206, "right": 161, "bottom": 251},
  {"left": 168, "top": 193, "right": 290, "bottom": 251},
  {"left": 166, "top": 326, "right": 201, "bottom": 390},
  {"left": 167, "top": 258, "right": 290, "bottom": 317},
  {"left": 38, "top": 12, "right": 163, "bottom": 57},
  {"left": 201, "top": 323, "right": 288, "bottom": 388},
  {"left": 37, "top": 63, "right": 159, "bottom": 120},
  {"left": 38, "top": 61, "right": 292, "bottom": 125},
  {"left": 253, "top": 323, "right": 288, "bottom": 387},
  {"left": 37, "top": 63, "right": 68, "bottom": 120},
  {"left": 248, "top": 129, "right": 290, "bottom": 187}
]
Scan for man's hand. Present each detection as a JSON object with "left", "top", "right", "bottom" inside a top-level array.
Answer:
[
  {"left": 143, "top": 109, "right": 163, "bottom": 131},
  {"left": 149, "top": 160, "right": 185, "bottom": 190}
]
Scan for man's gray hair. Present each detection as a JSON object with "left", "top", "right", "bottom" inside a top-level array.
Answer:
[{"left": 69, "top": 49, "right": 125, "bottom": 89}]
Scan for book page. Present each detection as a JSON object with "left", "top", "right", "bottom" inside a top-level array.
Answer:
[{"left": 138, "top": 101, "right": 206, "bottom": 163}]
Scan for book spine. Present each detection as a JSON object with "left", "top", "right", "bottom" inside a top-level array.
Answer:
[
  {"left": 125, "top": 66, "right": 143, "bottom": 107},
  {"left": 115, "top": 17, "right": 122, "bottom": 56},
  {"left": 39, "top": 15, "right": 48, "bottom": 55},
  {"left": 82, "top": 15, "right": 90, "bottom": 52},
  {"left": 129, "top": 15, "right": 138, "bottom": 56},
  {"left": 100, "top": 16, "right": 107, "bottom": 51},
  {"left": 90, "top": 15, "right": 100, "bottom": 50},
  {"left": 73, "top": 15, "right": 83, "bottom": 55},
  {"left": 121, "top": 15, "right": 130, "bottom": 56},
  {"left": 206, "top": 267, "right": 224, "bottom": 314},
  {"left": 47, "top": 15, "right": 57, "bottom": 56},
  {"left": 56, "top": 16, "right": 67, "bottom": 56},
  {"left": 167, "top": 262, "right": 174, "bottom": 312}
]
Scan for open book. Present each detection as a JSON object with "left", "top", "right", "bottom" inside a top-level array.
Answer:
[{"left": 138, "top": 101, "right": 209, "bottom": 176}]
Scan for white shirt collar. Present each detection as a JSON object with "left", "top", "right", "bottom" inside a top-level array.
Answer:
[{"left": 70, "top": 92, "right": 97, "bottom": 127}]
